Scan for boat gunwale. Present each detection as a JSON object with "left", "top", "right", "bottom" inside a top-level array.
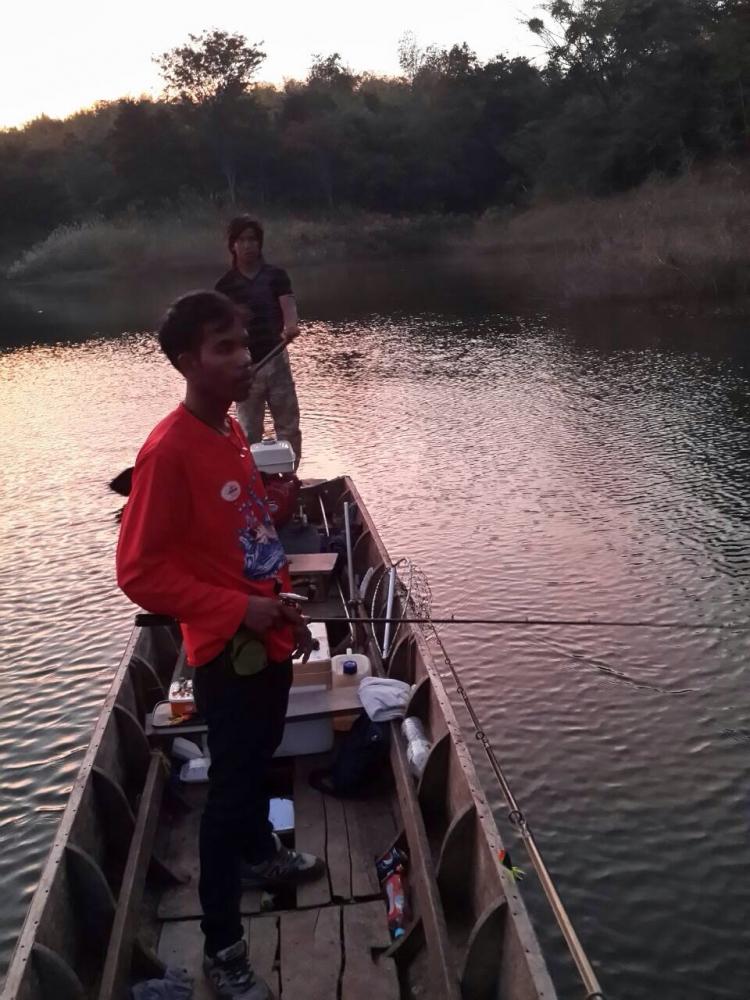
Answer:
[
  {"left": 342, "top": 474, "right": 558, "bottom": 996},
  {"left": 3, "top": 475, "right": 558, "bottom": 1000},
  {"left": 1, "top": 627, "right": 142, "bottom": 999}
]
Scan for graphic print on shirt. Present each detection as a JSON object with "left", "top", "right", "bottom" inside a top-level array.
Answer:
[
  {"left": 221, "top": 480, "right": 242, "bottom": 502},
  {"left": 237, "top": 483, "right": 286, "bottom": 580}
]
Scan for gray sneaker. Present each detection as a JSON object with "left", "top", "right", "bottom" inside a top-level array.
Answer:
[
  {"left": 242, "top": 832, "right": 325, "bottom": 888},
  {"left": 203, "top": 939, "right": 273, "bottom": 1000}
]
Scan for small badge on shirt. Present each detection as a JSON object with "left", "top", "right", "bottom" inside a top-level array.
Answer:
[{"left": 220, "top": 480, "right": 241, "bottom": 502}]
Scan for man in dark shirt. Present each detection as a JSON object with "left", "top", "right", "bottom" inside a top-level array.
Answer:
[{"left": 216, "top": 217, "right": 302, "bottom": 468}]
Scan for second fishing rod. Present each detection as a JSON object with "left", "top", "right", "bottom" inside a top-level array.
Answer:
[{"left": 304, "top": 613, "right": 750, "bottom": 632}]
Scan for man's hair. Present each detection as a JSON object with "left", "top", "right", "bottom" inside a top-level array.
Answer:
[
  {"left": 227, "top": 215, "right": 264, "bottom": 252},
  {"left": 157, "top": 291, "right": 238, "bottom": 369}
]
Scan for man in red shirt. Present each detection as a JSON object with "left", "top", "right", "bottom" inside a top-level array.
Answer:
[{"left": 117, "top": 291, "right": 323, "bottom": 1000}]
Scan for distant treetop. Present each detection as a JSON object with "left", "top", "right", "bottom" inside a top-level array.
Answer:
[{"left": 155, "top": 30, "right": 266, "bottom": 105}]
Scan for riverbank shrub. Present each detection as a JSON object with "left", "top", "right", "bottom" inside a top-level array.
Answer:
[
  {"left": 8, "top": 166, "right": 748, "bottom": 304},
  {"left": 6, "top": 209, "right": 471, "bottom": 281},
  {"left": 466, "top": 165, "right": 750, "bottom": 301}
]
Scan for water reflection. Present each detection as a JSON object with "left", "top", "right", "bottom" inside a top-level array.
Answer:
[{"left": 1, "top": 271, "right": 749, "bottom": 998}]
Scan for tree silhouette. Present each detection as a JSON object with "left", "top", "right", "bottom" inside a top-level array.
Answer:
[
  {"left": 156, "top": 30, "right": 266, "bottom": 202},
  {"left": 3, "top": 4, "right": 750, "bottom": 238},
  {"left": 155, "top": 30, "right": 265, "bottom": 104}
]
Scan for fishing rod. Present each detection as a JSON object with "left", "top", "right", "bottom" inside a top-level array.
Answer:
[
  {"left": 417, "top": 611, "right": 607, "bottom": 1000},
  {"left": 248, "top": 335, "right": 291, "bottom": 373},
  {"left": 307, "top": 614, "right": 750, "bottom": 632},
  {"left": 109, "top": 338, "right": 294, "bottom": 499},
  {"left": 335, "top": 552, "right": 607, "bottom": 998}
]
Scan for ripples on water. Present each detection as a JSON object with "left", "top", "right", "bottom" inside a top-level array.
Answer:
[{"left": 1, "top": 277, "right": 749, "bottom": 998}]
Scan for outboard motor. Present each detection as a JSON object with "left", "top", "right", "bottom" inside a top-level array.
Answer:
[{"left": 251, "top": 438, "right": 301, "bottom": 529}]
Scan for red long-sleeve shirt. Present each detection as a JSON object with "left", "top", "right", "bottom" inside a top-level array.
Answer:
[{"left": 116, "top": 404, "right": 294, "bottom": 666}]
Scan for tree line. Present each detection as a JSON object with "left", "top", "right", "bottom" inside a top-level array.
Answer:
[{"left": 1, "top": 0, "right": 748, "bottom": 238}]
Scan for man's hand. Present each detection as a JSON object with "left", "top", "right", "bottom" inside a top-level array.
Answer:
[
  {"left": 291, "top": 624, "right": 315, "bottom": 662},
  {"left": 243, "top": 596, "right": 284, "bottom": 633},
  {"left": 281, "top": 326, "right": 300, "bottom": 345},
  {"left": 280, "top": 603, "right": 315, "bottom": 662}
]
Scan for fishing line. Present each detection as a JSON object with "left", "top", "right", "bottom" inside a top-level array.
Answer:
[
  {"left": 334, "top": 551, "right": 743, "bottom": 994},
  {"left": 526, "top": 631, "right": 698, "bottom": 695},
  {"left": 720, "top": 728, "right": 750, "bottom": 745}
]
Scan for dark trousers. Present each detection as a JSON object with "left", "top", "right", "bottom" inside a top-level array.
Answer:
[{"left": 193, "top": 651, "right": 293, "bottom": 955}]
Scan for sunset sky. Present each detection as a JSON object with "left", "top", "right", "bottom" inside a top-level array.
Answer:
[{"left": 0, "top": 0, "right": 542, "bottom": 129}]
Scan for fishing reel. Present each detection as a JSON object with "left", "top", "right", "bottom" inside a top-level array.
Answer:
[
  {"left": 278, "top": 592, "right": 320, "bottom": 654},
  {"left": 278, "top": 592, "right": 308, "bottom": 608}
]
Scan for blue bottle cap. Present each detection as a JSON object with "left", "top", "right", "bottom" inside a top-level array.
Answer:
[{"left": 343, "top": 659, "right": 358, "bottom": 675}]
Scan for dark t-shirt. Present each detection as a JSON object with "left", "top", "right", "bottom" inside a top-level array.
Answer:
[{"left": 215, "top": 263, "right": 293, "bottom": 362}]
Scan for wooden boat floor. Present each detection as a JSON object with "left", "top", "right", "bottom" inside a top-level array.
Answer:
[{"left": 155, "top": 753, "right": 401, "bottom": 1000}]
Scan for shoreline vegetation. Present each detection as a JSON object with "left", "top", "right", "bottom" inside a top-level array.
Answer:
[
  {"left": 6, "top": 165, "right": 749, "bottom": 305},
  {"left": 3, "top": 3, "right": 749, "bottom": 307}
]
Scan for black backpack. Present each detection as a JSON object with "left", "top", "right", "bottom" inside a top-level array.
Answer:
[{"left": 309, "top": 712, "right": 391, "bottom": 798}]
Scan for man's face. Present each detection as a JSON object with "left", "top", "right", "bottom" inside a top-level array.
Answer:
[
  {"left": 180, "top": 315, "right": 254, "bottom": 402},
  {"left": 233, "top": 229, "right": 262, "bottom": 269}
]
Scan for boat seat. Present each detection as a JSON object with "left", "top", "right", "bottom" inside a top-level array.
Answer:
[
  {"left": 287, "top": 552, "right": 339, "bottom": 601},
  {"left": 145, "top": 685, "right": 363, "bottom": 743}
]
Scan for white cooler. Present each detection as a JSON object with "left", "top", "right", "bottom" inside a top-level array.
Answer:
[{"left": 274, "top": 684, "right": 335, "bottom": 757}]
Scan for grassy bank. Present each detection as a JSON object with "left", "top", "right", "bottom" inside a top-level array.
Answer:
[
  {"left": 6, "top": 208, "right": 469, "bottom": 282},
  {"left": 6, "top": 165, "right": 750, "bottom": 304},
  {"left": 467, "top": 165, "right": 750, "bottom": 303}
]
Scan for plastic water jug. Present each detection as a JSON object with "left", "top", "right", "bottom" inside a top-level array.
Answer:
[
  {"left": 331, "top": 649, "right": 372, "bottom": 733},
  {"left": 331, "top": 649, "right": 372, "bottom": 688}
]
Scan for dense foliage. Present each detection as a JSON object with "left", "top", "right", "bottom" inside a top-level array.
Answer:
[{"left": 1, "top": 2, "right": 748, "bottom": 237}]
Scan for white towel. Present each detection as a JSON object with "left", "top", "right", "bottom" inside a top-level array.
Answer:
[{"left": 358, "top": 676, "right": 412, "bottom": 721}]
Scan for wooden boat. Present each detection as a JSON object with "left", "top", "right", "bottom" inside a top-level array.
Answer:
[{"left": 2, "top": 476, "right": 558, "bottom": 1000}]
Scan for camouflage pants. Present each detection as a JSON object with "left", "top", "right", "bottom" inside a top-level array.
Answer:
[{"left": 236, "top": 348, "right": 302, "bottom": 468}]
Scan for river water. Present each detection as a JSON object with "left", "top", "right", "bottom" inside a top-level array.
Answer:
[{"left": 1, "top": 262, "right": 749, "bottom": 998}]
